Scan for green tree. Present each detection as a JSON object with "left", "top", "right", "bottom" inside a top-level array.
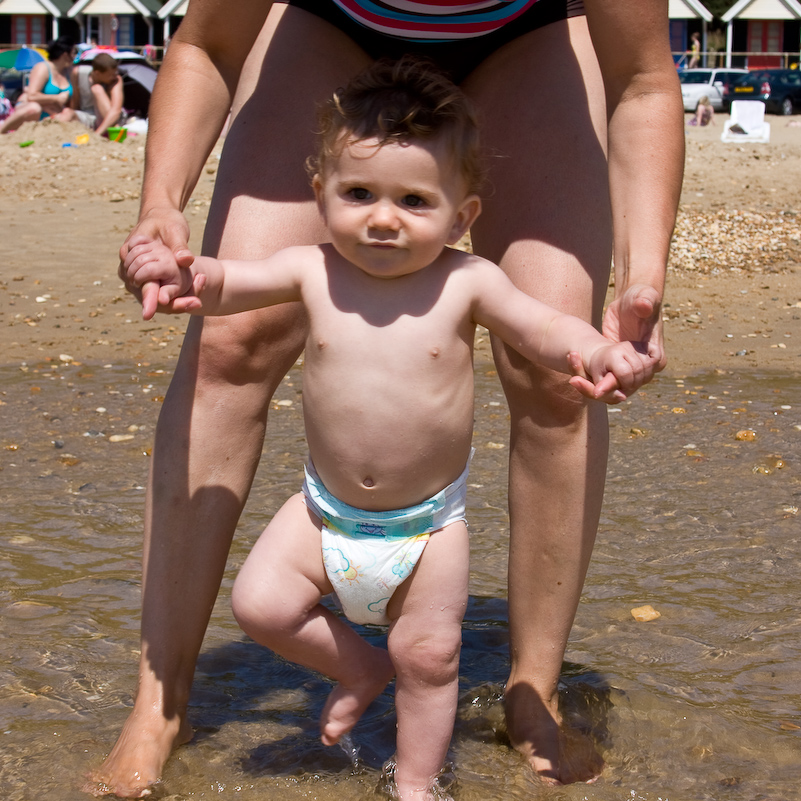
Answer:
[{"left": 704, "top": 0, "right": 737, "bottom": 20}]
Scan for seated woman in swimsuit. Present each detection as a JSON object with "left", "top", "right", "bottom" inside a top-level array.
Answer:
[{"left": 0, "top": 36, "right": 76, "bottom": 135}]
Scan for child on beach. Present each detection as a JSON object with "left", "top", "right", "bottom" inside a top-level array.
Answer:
[
  {"left": 123, "top": 58, "right": 656, "bottom": 800},
  {"left": 688, "top": 94, "right": 715, "bottom": 127}
]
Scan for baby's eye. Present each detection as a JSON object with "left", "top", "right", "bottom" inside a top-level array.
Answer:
[
  {"left": 348, "top": 187, "right": 371, "bottom": 200},
  {"left": 403, "top": 195, "right": 426, "bottom": 208}
]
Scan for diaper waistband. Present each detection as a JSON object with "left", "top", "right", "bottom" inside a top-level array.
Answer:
[{"left": 302, "top": 452, "right": 472, "bottom": 540}]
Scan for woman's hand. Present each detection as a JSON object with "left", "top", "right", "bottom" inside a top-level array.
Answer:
[
  {"left": 118, "top": 207, "right": 195, "bottom": 319},
  {"left": 602, "top": 283, "right": 666, "bottom": 372}
]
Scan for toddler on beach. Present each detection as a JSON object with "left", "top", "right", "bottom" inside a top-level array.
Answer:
[{"left": 123, "top": 59, "right": 656, "bottom": 800}]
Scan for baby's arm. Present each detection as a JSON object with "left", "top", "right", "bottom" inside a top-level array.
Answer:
[
  {"left": 472, "top": 259, "right": 657, "bottom": 403},
  {"left": 124, "top": 241, "right": 305, "bottom": 319}
]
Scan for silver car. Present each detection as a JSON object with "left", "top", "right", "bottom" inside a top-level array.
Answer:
[{"left": 679, "top": 68, "right": 750, "bottom": 112}]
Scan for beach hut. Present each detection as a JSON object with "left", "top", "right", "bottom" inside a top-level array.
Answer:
[
  {"left": 669, "top": 0, "right": 714, "bottom": 67},
  {"left": 0, "top": 0, "right": 72, "bottom": 44},
  {"left": 722, "top": 0, "right": 801, "bottom": 68},
  {"left": 156, "top": 0, "right": 185, "bottom": 44},
  {"left": 66, "top": 0, "right": 161, "bottom": 48}
]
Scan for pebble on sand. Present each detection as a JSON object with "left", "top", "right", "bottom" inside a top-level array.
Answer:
[{"left": 631, "top": 604, "right": 661, "bottom": 622}]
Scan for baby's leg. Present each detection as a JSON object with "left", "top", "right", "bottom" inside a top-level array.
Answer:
[
  {"left": 386, "top": 522, "right": 469, "bottom": 800},
  {"left": 231, "top": 493, "right": 394, "bottom": 745}
]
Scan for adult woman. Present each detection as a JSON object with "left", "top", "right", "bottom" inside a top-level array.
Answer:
[
  {"left": 688, "top": 31, "right": 701, "bottom": 69},
  {"left": 0, "top": 36, "right": 75, "bottom": 134},
  {"left": 98, "top": 1, "right": 684, "bottom": 796}
]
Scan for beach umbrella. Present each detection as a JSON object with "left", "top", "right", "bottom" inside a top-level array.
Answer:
[
  {"left": 119, "top": 62, "right": 156, "bottom": 93},
  {"left": 0, "top": 47, "right": 46, "bottom": 71},
  {"left": 119, "top": 62, "right": 158, "bottom": 118},
  {"left": 76, "top": 47, "right": 121, "bottom": 63}
]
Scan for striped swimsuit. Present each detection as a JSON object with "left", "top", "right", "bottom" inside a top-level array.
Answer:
[
  {"left": 282, "top": 0, "right": 584, "bottom": 81},
  {"left": 330, "top": 0, "right": 582, "bottom": 41}
]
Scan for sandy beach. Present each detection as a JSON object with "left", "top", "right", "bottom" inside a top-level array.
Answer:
[{"left": 1, "top": 114, "right": 800, "bottom": 373}]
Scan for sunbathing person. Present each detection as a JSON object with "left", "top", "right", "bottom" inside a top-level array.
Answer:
[
  {"left": 69, "top": 53, "right": 125, "bottom": 137},
  {"left": 0, "top": 36, "right": 76, "bottom": 135}
]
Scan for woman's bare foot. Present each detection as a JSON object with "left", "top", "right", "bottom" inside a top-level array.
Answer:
[
  {"left": 504, "top": 682, "right": 604, "bottom": 785},
  {"left": 83, "top": 707, "right": 193, "bottom": 797},
  {"left": 319, "top": 648, "right": 395, "bottom": 746}
]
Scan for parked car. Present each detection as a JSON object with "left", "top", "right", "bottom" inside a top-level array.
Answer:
[
  {"left": 679, "top": 68, "right": 749, "bottom": 112},
  {"left": 730, "top": 69, "right": 801, "bottom": 115}
]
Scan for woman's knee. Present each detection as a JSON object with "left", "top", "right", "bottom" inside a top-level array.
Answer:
[
  {"left": 493, "top": 339, "right": 591, "bottom": 429},
  {"left": 19, "top": 103, "right": 42, "bottom": 121},
  {"left": 189, "top": 305, "right": 307, "bottom": 390}
]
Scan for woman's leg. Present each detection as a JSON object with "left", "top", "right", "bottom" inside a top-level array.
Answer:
[
  {"left": 90, "top": 7, "right": 372, "bottom": 797},
  {"left": 464, "top": 16, "right": 610, "bottom": 785},
  {"left": 0, "top": 101, "right": 41, "bottom": 133},
  {"left": 232, "top": 494, "right": 395, "bottom": 747}
]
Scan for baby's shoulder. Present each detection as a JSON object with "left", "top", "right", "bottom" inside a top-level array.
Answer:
[
  {"left": 443, "top": 247, "right": 495, "bottom": 269},
  {"left": 269, "top": 243, "right": 328, "bottom": 275},
  {"left": 275, "top": 243, "right": 327, "bottom": 261},
  {"left": 442, "top": 248, "right": 506, "bottom": 286}
]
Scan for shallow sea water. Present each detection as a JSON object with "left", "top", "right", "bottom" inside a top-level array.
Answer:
[{"left": 0, "top": 359, "right": 799, "bottom": 801}]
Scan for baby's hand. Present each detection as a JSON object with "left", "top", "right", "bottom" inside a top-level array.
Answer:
[
  {"left": 123, "top": 239, "right": 206, "bottom": 320},
  {"left": 567, "top": 342, "right": 656, "bottom": 404}
]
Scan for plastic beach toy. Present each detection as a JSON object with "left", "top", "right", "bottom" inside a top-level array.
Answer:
[
  {"left": 19, "top": 140, "right": 34, "bottom": 147},
  {"left": 75, "top": 133, "right": 90, "bottom": 145},
  {"left": 107, "top": 127, "right": 127, "bottom": 143}
]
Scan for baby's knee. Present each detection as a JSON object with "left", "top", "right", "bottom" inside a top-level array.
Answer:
[
  {"left": 390, "top": 625, "right": 462, "bottom": 684},
  {"left": 231, "top": 576, "right": 288, "bottom": 642}
]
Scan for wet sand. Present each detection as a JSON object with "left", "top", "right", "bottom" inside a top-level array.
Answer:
[
  {"left": 1, "top": 116, "right": 800, "bottom": 800},
  {"left": 1, "top": 115, "right": 800, "bottom": 373}
]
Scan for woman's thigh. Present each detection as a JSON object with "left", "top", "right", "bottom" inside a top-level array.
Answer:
[
  {"left": 464, "top": 15, "right": 611, "bottom": 325},
  {"left": 202, "top": 4, "right": 374, "bottom": 262},
  {"left": 193, "top": 5, "right": 374, "bottom": 372}
]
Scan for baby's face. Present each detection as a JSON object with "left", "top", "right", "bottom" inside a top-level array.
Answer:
[{"left": 314, "top": 136, "right": 479, "bottom": 279}]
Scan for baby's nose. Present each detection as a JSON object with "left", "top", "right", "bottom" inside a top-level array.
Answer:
[{"left": 369, "top": 201, "right": 400, "bottom": 230}]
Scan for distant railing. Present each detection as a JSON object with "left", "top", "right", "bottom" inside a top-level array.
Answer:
[
  {"left": 674, "top": 51, "right": 800, "bottom": 70},
  {"left": 0, "top": 43, "right": 164, "bottom": 65}
]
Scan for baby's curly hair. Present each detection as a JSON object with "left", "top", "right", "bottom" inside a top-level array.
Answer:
[{"left": 309, "top": 57, "right": 484, "bottom": 194}]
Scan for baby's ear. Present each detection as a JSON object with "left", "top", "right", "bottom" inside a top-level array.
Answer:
[
  {"left": 312, "top": 174, "right": 326, "bottom": 219},
  {"left": 447, "top": 195, "right": 482, "bottom": 245}
]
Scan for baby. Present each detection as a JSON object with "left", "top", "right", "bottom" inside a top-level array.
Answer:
[{"left": 123, "top": 58, "right": 655, "bottom": 800}]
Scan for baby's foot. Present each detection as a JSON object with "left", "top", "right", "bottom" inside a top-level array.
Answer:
[
  {"left": 381, "top": 758, "right": 454, "bottom": 801},
  {"left": 320, "top": 649, "right": 394, "bottom": 746},
  {"left": 83, "top": 708, "right": 192, "bottom": 797}
]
